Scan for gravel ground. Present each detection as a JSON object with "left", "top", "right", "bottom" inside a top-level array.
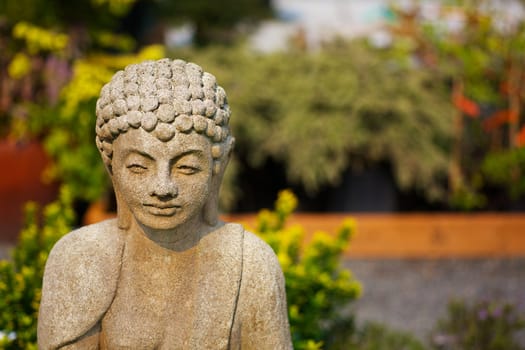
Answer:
[{"left": 344, "top": 258, "right": 525, "bottom": 343}]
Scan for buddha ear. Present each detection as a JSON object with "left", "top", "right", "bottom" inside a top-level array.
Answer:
[
  {"left": 115, "top": 191, "right": 132, "bottom": 230},
  {"left": 203, "top": 139, "right": 234, "bottom": 226},
  {"left": 114, "top": 183, "right": 132, "bottom": 230},
  {"left": 105, "top": 163, "right": 132, "bottom": 231}
]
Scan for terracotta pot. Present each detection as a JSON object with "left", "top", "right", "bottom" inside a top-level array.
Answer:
[
  {"left": 83, "top": 199, "right": 116, "bottom": 226},
  {"left": 0, "top": 139, "right": 58, "bottom": 243}
]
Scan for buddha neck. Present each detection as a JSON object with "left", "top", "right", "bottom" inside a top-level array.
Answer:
[{"left": 127, "top": 216, "right": 214, "bottom": 252}]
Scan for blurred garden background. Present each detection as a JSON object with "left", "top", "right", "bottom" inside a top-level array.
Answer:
[{"left": 0, "top": 0, "right": 524, "bottom": 349}]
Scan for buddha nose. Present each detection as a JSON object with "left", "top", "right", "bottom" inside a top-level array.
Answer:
[{"left": 150, "top": 170, "right": 178, "bottom": 198}]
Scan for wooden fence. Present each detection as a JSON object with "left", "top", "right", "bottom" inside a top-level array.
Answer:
[{"left": 222, "top": 213, "right": 525, "bottom": 258}]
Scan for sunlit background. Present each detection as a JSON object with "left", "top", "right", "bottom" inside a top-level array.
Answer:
[{"left": 1, "top": 0, "right": 524, "bottom": 349}]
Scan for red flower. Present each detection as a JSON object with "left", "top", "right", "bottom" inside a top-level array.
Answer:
[
  {"left": 482, "top": 110, "right": 518, "bottom": 131},
  {"left": 453, "top": 93, "right": 480, "bottom": 118}
]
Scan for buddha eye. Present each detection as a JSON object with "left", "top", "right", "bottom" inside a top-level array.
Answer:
[
  {"left": 176, "top": 164, "right": 200, "bottom": 175},
  {"left": 126, "top": 164, "right": 148, "bottom": 174}
]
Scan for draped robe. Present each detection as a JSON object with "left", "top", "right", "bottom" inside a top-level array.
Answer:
[{"left": 38, "top": 219, "right": 292, "bottom": 350}]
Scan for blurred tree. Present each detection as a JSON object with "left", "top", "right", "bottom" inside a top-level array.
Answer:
[
  {"left": 155, "top": 0, "right": 273, "bottom": 45},
  {"left": 0, "top": 0, "right": 135, "bottom": 32},
  {"left": 0, "top": 0, "right": 138, "bottom": 138},
  {"left": 387, "top": 0, "right": 525, "bottom": 209},
  {"left": 179, "top": 40, "right": 454, "bottom": 210}
]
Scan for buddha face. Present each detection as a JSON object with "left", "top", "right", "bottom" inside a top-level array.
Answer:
[{"left": 111, "top": 128, "right": 213, "bottom": 232}]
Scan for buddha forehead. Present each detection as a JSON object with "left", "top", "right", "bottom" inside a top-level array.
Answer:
[
  {"left": 95, "top": 58, "right": 233, "bottom": 174},
  {"left": 113, "top": 128, "right": 212, "bottom": 161}
]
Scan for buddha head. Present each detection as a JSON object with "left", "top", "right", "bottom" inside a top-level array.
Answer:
[{"left": 95, "top": 58, "right": 234, "bottom": 230}]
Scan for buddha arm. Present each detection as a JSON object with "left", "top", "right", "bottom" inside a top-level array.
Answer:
[
  {"left": 234, "top": 231, "right": 293, "bottom": 350},
  {"left": 56, "top": 324, "right": 100, "bottom": 350}
]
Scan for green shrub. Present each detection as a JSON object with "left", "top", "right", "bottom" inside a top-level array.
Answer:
[
  {"left": 254, "top": 190, "right": 362, "bottom": 350},
  {"left": 430, "top": 299, "right": 525, "bottom": 350},
  {"left": 482, "top": 148, "right": 525, "bottom": 199},
  {"left": 332, "top": 321, "right": 427, "bottom": 350},
  {"left": 0, "top": 187, "right": 75, "bottom": 349}
]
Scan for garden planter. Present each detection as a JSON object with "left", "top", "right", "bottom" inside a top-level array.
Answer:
[
  {"left": 223, "top": 213, "right": 525, "bottom": 258},
  {"left": 0, "top": 139, "right": 58, "bottom": 242}
]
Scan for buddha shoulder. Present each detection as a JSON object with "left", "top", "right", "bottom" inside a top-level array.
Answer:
[
  {"left": 45, "top": 218, "right": 125, "bottom": 275},
  {"left": 38, "top": 219, "right": 124, "bottom": 349}
]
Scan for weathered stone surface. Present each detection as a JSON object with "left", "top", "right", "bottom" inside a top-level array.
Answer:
[{"left": 38, "top": 59, "right": 293, "bottom": 349}]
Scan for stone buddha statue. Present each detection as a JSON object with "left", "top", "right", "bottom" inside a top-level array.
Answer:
[{"left": 38, "top": 59, "right": 292, "bottom": 350}]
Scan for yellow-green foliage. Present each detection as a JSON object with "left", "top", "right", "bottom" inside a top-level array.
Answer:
[
  {"left": 6, "top": 53, "right": 32, "bottom": 80},
  {"left": 0, "top": 188, "right": 75, "bottom": 350},
  {"left": 255, "top": 190, "right": 362, "bottom": 350},
  {"left": 60, "top": 45, "right": 165, "bottom": 119},
  {"left": 11, "top": 22, "right": 69, "bottom": 55}
]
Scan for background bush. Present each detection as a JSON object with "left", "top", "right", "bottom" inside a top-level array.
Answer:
[
  {"left": 180, "top": 41, "right": 455, "bottom": 209},
  {"left": 342, "top": 322, "right": 427, "bottom": 350},
  {"left": 430, "top": 299, "right": 525, "bottom": 350},
  {"left": 0, "top": 187, "right": 74, "bottom": 349},
  {"left": 254, "top": 190, "right": 361, "bottom": 349}
]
